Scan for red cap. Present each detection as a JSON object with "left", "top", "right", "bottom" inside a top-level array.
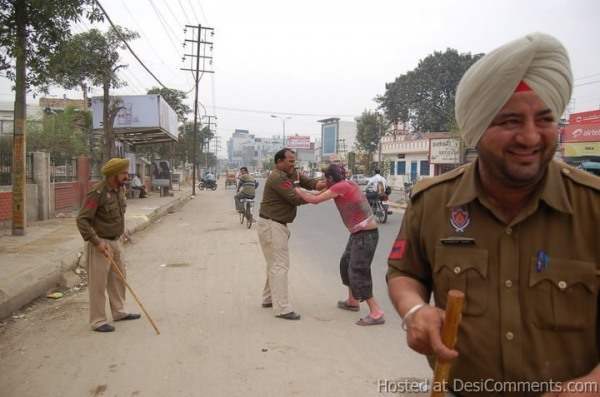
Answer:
[{"left": 514, "top": 80, "right": 532, "bottom": 92}]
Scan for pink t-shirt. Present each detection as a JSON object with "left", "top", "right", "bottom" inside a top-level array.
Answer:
[{"left": 329, "top": 180, "right": 373, "bottom": 233}]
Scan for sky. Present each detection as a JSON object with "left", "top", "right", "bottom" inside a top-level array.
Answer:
[{"left": 1, "top": 0, "right": 600, "bottom": 158}]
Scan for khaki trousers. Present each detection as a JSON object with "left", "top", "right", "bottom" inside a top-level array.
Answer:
[
  {"left": 86, "top": 238, "right": 128, "bottom": 329},
  {"left": 257, "top": 218, "right": 293, "bottom": 316}
]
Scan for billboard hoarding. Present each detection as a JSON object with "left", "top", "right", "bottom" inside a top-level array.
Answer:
[
  {"left": 91, "top": 95, "right": 178, "bottom": 142},
  {"left": 568, "top": 110, "right": 600, "bottom": 125},
  {"left": 564, "top": 142, "right": 600, "bottom": 157},
  {"left": 287, "top": 135, "right": 311, "bottom": 150},
  {"left": 429, "top": 138, "right": 461, "bottom": 164},
  {"left": 563, "top": 124, "right": 600, "bottom": 143}
]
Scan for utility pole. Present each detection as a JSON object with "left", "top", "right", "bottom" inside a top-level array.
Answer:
[
  {"left": 181, "top": 24, "right": 214, "bottom": 195},
  {"left": 202, "top": 115, "right": 217, "bottom": 169},
  {"left": 12, "top": 0, "right": 27, "bottom": 236}
]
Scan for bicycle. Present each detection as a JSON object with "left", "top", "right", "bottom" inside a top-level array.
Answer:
[{"left": 239, "top": 198, "right": 255, "bottom": 229}]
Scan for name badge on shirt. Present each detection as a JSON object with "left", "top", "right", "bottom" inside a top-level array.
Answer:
[{"left": 440, "top": 237, "right": 475, "bottom": 246}]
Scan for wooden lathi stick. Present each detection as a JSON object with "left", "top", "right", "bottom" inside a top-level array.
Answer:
[
  {"left": 107, "top": 255, "right": 161, "bottom": 335},
  {"left": 430, "top": 290, "right": 464, "bottom": 397}
]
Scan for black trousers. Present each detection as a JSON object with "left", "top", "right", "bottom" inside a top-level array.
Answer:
[{"left": 339, "top": 229, "right": 379, "bottom": 301}]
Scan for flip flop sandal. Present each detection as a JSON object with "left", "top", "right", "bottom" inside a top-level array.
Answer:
[
  {"left": 337, "top": 300, "right": 360, "bottom": 312},
  {"left": 356, "top": 315, "right": 385, "bottom": 326}
]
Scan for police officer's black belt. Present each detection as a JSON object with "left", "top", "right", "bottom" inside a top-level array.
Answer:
[{"left": 259, "top": 214, "right": 286, "bottom": 226}]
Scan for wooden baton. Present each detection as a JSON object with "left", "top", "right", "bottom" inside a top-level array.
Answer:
[
  {"left": 107, "top": 254, "right": 161, "bottom": 335},
  {"left": 430, "top": 289, "right": 464, "bottom": 397}
]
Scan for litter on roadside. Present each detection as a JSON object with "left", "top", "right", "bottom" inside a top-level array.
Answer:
[{"left": 46, "top": 292, "right": 64, "bottom": 299}]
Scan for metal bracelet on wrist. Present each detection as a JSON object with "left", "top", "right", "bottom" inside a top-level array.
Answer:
[{"left": 401, "top": 303, "right": 427, "bottom": 331}]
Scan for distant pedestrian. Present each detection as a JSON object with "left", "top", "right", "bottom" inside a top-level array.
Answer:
[
  {"left": 76, "top": 158, "right": 141, "bottom": 332},
  {"left": 257, "top": 148, "right": 326, "bottom": 320},
  {"left": 295, "top": 164, "right": 385, "bottom": 326}
]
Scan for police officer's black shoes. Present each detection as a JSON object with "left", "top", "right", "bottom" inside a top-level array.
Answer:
[
  {"left": 115, "top": 313, "right": 141, "bottom": 321},
  {"left": 276, "top": 312, "right": 301, "bottom": 320},
  {"left": 262, "top": 302, "right": 273, "bottom": 308},
  {"left": 94, "top": 324, "right": 115, "bottom": 332}
]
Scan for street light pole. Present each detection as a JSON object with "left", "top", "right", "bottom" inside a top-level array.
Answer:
[{"left": 271, "top": 115, "right": 291, "bottom": 147}]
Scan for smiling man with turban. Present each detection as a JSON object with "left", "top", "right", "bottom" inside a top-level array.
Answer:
[
  {"left": 77, "top": 158, "right": 141, "bottom": 332},
  {"left": 387, "top": 33, "right": 600, "bottom": 396}
]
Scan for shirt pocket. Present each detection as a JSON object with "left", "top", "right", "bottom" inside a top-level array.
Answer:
[
  {"left": 434, "top": 246, "right": 489, "bottom": 316},
  {"left": 528, "top": 257, "right": 597, "bottom": 331}
]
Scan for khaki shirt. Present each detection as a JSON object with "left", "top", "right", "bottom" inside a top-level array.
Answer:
[
  {"left": 259, "top": 169, "right": 318, "bottom": 224},
  {"left": 237, "top": 174, "right": 257, "bottom": 196},
  {"left": 387, "top": 160, "right": 600, "bottom": 396},
  {"left": 76, "top": 181, "right": 127, "bottom": 245}
]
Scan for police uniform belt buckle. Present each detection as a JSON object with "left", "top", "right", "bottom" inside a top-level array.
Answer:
[{"left": 440, "top": 237, "right": 475, "bottom": 245}]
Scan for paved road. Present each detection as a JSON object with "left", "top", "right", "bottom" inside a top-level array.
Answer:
[{"left": 0, "top": 180, "right": 430, "bottom": 397}]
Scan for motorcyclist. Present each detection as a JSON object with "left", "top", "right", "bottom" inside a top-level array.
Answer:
[
  {"left": 200, "top": 171, "right": 217, "bottom": 189},
  {"left": 235, "top": 167, "right": 258, "bottom": 213},
  {"left": 365, "top": 169, "right": 388, "bottom": 205}
]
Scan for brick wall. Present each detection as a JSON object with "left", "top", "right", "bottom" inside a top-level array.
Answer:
[
  {"left": 0, "top": 191, "right": 11, "bottom": 221},
  {"left": 54, "top": 182, "right": 80, "bottom": 212}
]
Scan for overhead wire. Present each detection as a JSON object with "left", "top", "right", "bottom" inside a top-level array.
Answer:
[
  {"left": 177, "top": 0, "right": 192, "bottom": 24},
  {"left": 147, "top": 0, "right": 182, "bottom": 51},
  {"left": 162, "top": 0, "right": 184, "bottom": 27},
  {"left": 94, "top": 0, "right": 171, "bottom": 90},
  {"left": 187, "top": 0, "right": 202, "bottom": 24}
]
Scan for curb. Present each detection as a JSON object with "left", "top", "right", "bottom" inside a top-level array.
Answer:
[{"left": 0, "top": 193, "right": 192, "bottom": 320}]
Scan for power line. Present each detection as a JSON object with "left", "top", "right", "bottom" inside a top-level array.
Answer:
[
  {"left": 213, "top": 106, "right": 356, "bottom": 118},
  {"left": 187, "top": 0, "right": 202, "bottom": 23},
  {"left": 177, "top": 0, "right": 192, "bottom": 24},
  {"left": 147, "top": 0, "right": 182, "bottom": 51},
  {"left": 94, "top": 0, "right": 170, "bottom": 90},
  {"left": 120, "top": 0, "right": 178, "bottom": 67},
  {"left": 162, "top": 0, "right": 184, "bottom": 27},
  {"left": 575, "top": 79, "right": 600, "bottom": 87},
  {"left": 575, "top": 72, "right": 600, "bottom": 81}
]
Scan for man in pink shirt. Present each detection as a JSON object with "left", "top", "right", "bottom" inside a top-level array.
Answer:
[{"left": 295, "top": 164, "right": 385, "bottom": 325}]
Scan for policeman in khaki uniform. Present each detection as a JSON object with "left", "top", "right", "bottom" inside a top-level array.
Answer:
[
  {"left": 77, "top": 158, "right": 140, "bottom": 332},
  {"left": 258, "top": 148, "right": 325, "bottom": 320},
  {"left": 387, "top": 33, "right": 600, "bottom": 396}
]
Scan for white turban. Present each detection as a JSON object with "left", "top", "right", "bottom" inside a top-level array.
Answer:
[{"left": 455, "top": 32, "right": 573, "bottom": 148}]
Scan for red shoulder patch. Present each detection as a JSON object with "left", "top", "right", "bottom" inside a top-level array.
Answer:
[
  {"left": 279, "top": 180, "right": 293, "bottom": 190},
  {"left": 84, "top": 198, "right": 98, "bottom": 210},
  {"left": 388, "top": 239, "right": 408, "bottom": 260}
]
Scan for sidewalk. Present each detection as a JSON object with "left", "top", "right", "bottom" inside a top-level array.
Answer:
[{"left": 0, "top": 187, "right": 192, "bottom": 320}]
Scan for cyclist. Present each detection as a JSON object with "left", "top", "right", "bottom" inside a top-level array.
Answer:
[{"left": 235, "top": 167, "right": 258, "bottom": 213}]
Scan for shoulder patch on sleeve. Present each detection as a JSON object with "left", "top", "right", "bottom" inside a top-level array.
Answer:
[
  {"left": 410, "top": 164, "right": 469, "bottom": 198},
  {"left": 560, "top": 163, "right": 600, "bottom": 191}
]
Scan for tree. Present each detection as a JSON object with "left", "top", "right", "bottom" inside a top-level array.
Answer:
[
  {"left": 147, "top": 87, "right": 191, "bottom": 122},
  {"left": 377, "top": 49, "right": 483, "bottom": 133},
  {"left": 27, "top": 107, "right": 91, "bottom": 161},
  {"left": 0, "top": 0, "right": 101, "bottom": 235},
  {"left": 355, "top": 110, "right": 386, "bottom": 173},
  {"left": 48, "top": 26, "right": 140, "bottom": 161}
]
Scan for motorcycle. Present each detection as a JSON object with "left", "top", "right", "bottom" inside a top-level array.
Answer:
[
  {"left": 199, "top": 178, "right": 217, "bottom": 191},
  {"left": 366, "top": 189, "right": 389, "bottom": 224}
]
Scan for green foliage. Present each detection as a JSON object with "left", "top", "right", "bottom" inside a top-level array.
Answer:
[
  {"left": 147, "top": 87, "right": 191, "bottom": 122},
  {"left": 26, "top": 106, "right": 91, "bottom": 160},
  {"left": 355, "top": 110, "right": 385, "bottom": 154},
  {"left": 376, "top": 49, "right": 483, "bottom": 132},
  {"left": 0, "top": 0, "right": 102, "bottom": 90},
  {"left": 136, "top": 122, "right": 213, "bottom": 167},
  {"left": 48, "top": 26, "right": 140, "bottom": 92}
]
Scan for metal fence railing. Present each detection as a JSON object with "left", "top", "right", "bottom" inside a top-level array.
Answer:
[
  {"left": 50, "top": 157, "right": 78, "bottom": 183},
  {"left": 0, "top": 151, "right": 34, "bottom": 185}
]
